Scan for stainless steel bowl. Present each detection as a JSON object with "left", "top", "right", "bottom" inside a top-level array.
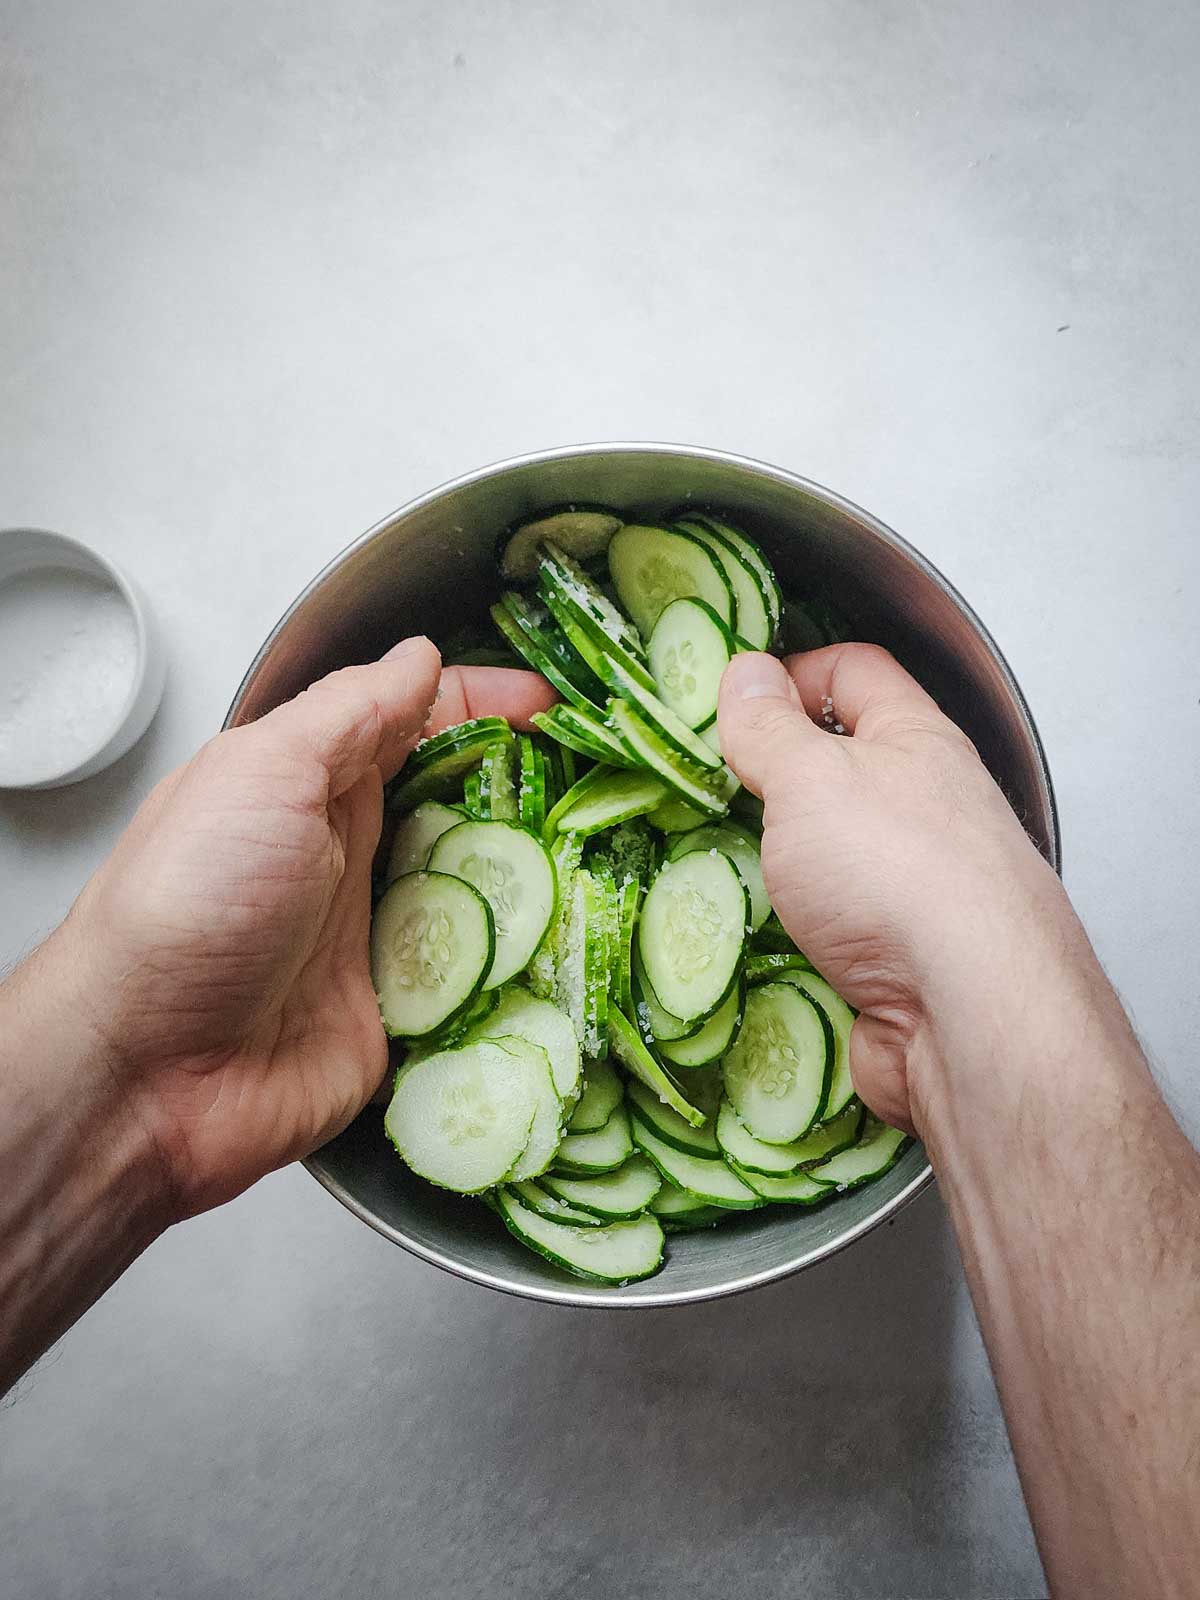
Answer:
[{"left": 226, "top": 442, "right": 1059, "bottom": 1308}]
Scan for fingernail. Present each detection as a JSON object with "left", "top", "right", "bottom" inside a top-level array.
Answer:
[
  {"left": 383, "top": 635, "right": 434, "bottom": 662},
  {"left": 725, "top": 653, "right": 796, "bottom": 701}
]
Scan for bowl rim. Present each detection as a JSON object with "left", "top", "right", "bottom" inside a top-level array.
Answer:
[{"left": 225, "top": 440, "right": 1061, "bottom": 1308}]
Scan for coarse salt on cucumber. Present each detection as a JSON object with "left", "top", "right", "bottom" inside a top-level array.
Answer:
[
  {"left": 658, "top": 979, "right": 744, "bottom": 1068},
  {"left": 608, "top": 700, "right": 728, "bottom": 820},
  {"left": 428, "top": 819, "right": 556, "bottom": 990},
  {"left": 607, "top": 1007, "right": 708, "bottom": 1128},
  {"left": 728, "top": 1161, "right": 830, "bottom": 1205},
  {"left": 672, "top": 517, "right": 773, "bottom": 651},
  {"left": 540, "top": 1154, "right": 662, "bottom": 1220},
  {"left": 568, "top": 1056, "right": 623, "bottom": 1133},
  {"left": 806, "top": 1117, "right": 910, "bottom": 1189},
  {"left": 715, "top": 1096, "right": 864, "bottom": 1175},
  {"left": 625, "top": 1074, "right": 720, "bottom": 1157},
  {"left": 668, "top": 821, "right": 770, "bottom": 931},
  {"left": 388, "top": 717, "right": 513, "bottom": 811},
  {"left": 371, "top": 870, "right": 494, "bottom": 1038},
  {"left": 532, "top": 703, "right": 639, "bottom": 769},
  {"left": 508, "top": 1180, "right": 605, "bottom": 1228}
]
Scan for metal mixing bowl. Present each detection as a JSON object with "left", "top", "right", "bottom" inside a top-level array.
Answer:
[{"left": 226, "top": 442, "right": 1059, "bottom": 1307}]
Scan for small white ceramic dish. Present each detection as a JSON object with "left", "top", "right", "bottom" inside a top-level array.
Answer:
[{"left": 0, "top": 528, "right": 165, "bottom": 790}]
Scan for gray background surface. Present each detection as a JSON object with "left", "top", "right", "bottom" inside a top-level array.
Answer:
[{"left": 2, "top": 2, "right": 1197, "bottom": 1596}]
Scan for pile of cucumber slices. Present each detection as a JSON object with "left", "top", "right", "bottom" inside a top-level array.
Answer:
[{"left": 371, "top": 505, "right": 912, "bottom": 1286}]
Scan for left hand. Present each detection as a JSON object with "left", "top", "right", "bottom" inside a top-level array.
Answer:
[{"left": 63, "top": 638, "right": 555, "bottom": 1218}]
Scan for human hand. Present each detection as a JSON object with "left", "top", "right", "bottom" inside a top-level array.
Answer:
[
  {"left": 717, "top": 645, "right": 1073, "bottom": 1133},
  {"left": 62, "top": 639, "right": 555, "bottom": 1219}
]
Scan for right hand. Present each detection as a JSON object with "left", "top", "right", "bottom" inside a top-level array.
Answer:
[{"left": 717, "top": 645, "right": 1073, "bottom": 1133}]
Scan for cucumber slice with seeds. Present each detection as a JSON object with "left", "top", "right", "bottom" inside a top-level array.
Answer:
[
  {"left": 638, "top": 851, "right": 748, "bottom": 1022},
  {"left": 568, "top": 1056, "right": 623, "bottom": 1133},
  {"left": 772, "top": 970, "right": 856, "bottom": 1119},
  {"left": 428, "top": 820, "right": 556, "bottom": 990},
  {"left": 721, "top": 981, "right": 833, "bottom": 1143},
  {"left": 625, "top": 1075, "right": 720, "bottom": 1157},
  {"left": 475, "top": 985, "right": 582, "bottom": 1104},
  {"left": 388, "top": 718, "right": 513, "bottom": 810},
  {"left": 371, "top": 871, "right": 494, "bottom": 1038},
  {"left": 537, "top": 543, "right": 652, "bottom": 686},
  {"left": 544, "top": 765, "right": 667, "bottom": 839},
  {"left": 540, "top": 1154, "right": 662, "bottom": 1220},
  {"left": 385, "top": 1036, "right": 551, "bottom": 1193},
  {"left": 496, "top": 1188, "right": 664, "bottom": 1285},
  {"left": 499, "top": 506, "right": 623, "bottom": 581},
  {"left": 608, "top": 523, "right": 735, "bottom": 637},
  {"left": 607, "top": 1007, "right": 708, "bottom": 1128},
  {"left": 807, "top": 1117, "right": 910, "bottom": 1188},
  {"left": 385, "top": 800, "right": 464, "bottom": 884},
  {"left": 630, "top": 1115, "right": 761, "bottom": 1209},
  {"left": 668, "top": 821, "right": 770, "bottom": 931},
  {"left": 647, "top": 597, "right": 734, "bottom": 729},
  {"left": 673, "top": 518, "right": 773, "bottom": 650},
  {"left": 658, "top": 979, "right": 744, "bottom": 1067},
  {"left": 554, "top": 1102, "right": 633, "bottom": 1174}
]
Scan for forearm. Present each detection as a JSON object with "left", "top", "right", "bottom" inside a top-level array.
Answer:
[
  {"left": 0, "top": 923, "right": 169, "bottom": 1397},
  {"left": 913, "top": 893, "right": 1200, "bottom": 1598}
]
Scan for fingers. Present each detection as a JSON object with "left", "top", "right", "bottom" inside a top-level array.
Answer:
[
  {"left": 260, "top": 637, "right": 443, "bottom": 797},
  {"left": 426, "top": 665, "right": 558, "bottom": 736},
  {"left": 784, "top": 643, "right": 945, "bottom": 741},
  {"left": 717, "top": 653, "right": 824, "bottom": 798}
]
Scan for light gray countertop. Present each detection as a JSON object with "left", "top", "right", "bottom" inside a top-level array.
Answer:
[{"left": 2, "top": 3, "right": 1197, "bottom": 1595}]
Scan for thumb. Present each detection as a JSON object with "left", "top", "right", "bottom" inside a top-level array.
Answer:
[
  {"left": 717, "top": 653, "right": 820, "bottom": 799},
  {"left": 256, "top": 636, "right": 443, "bottom": 798}
]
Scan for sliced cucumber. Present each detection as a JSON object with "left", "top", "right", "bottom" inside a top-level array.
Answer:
[
  {"left": 630, "top": 1115, "right": 761, "bottom": 1209},
  {"left": 476, "top": 985, "right": 581, "bottom": 1105},
  {"left": 550, "top": 866, "right": 610, "bottom": 1057},
  {"left": 508, "top": 1180, "right": 605, "bottom": 1228},
  {"left": 478, "top": 738, "right": 518, "bottom": 821},
  {"left": 672, "top": 518, "right": 772, "bottom": 650},
  {"left": 683, "top": 513, "right": 782, "bottom": 635},
  {"left": 625, "top": 1075, "right": 720, "bottom": 1157},
  {"left": 388, "top": 718, "right": 513, "bottom": 810},
  {"left": 568, "top": 1056, "right": 623, "bottom": 1133},
  {"left": 496, "top": 1188, "right": 664, "bottom": 1285},
  {"left": 554, "top": 1102, "right": 633, "bottom": 1174},
  {"left": 612, "top": 878, "right": 639, "bottom": 1017},
  {"left": 649, "top": 1180, "right": 725, "bottom": 1220},
  {"left": 631, "top": 945, "right": 696, "bottom": 1043},
  {"left": 526, "top": 831, "right": 583, "bottom": 1001},
  {"left": 668, "top": 821, "right": 770, "bottom": 932},
  {"left": 586, "top": 818, "right": 658, "bottom": 888},
  {"left": 657, "top": 1203, "right": 734, "bottom": 1232},
  {"left": 385, "top": 800, "right": 464, "bottom": 884},
  {"left": 807, "top": 1117, "right": 910, "bottom": 1188},
  {"left": 537, "top": 542, "right": 652, "bottom": 686},
  {"left": 371, "top": 871, "right": 494, "bottom": 1038},
  {"left": 401, "top": 986, "right": 500, "bottom": 1063},
  {"left": 543, "top": 765, "right": 667, "bottom": 839},
  {"left": 499, "top": 506, "right": 623, "bottom": 581},
  {"left": 774, "top": 969, "right": 856, "bottom": 1119},
  {"left": 498, "top": 1039, "right": 567, "bottom": 1181},
  {"left": 607, "top": 1007, "right": 707, "bottom": 1128},
  {"left": 532, "top": 703, "right": 638, "bottom": 769},
  {"left": 492, "top": 593, "right": 605, "bottom": 712},
  {"left": 721, "top": 981, "right": 833, "bottom": 1143},
  {"left": 645, "top": 794, "right": 712, "bottom": 834},
  {"left": 745, "top": 951, "right": 816, "bottom": 984},
  {"left": 385, "top": 1036, "right": 551, "bottom": 1193},
  {"left": 729, "top": 1162, "right": 830, "bottom": 1205},
  {"left": 516, "top": 735, "right": 547, "bottom": 832},
  {"left": 607, "top": 523, "right": 735, "bottom": 637},
  {"left": 462, "top": 769, "right": 484, "bottom": 818},
  {"left": 540, "top": 1154, "right": 662, "bottom": 1220},
  {"left": 647, "top": 597, "right": 734, "bottom": 729},
  {"left": 608, "top": 700, "right": 728, "bottom": 819},
  {"left": 659, "top": 979, "right": 744, "bottom": 1068},
  {"left": 637, "top": 851, "right": 748, "bottom": 1023},
  {"left": 716, "top": 1096, "right": 864, "bottom": 1175},
  {"left": 429, "top": 820, "right": 556, "bottom": 990}
]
